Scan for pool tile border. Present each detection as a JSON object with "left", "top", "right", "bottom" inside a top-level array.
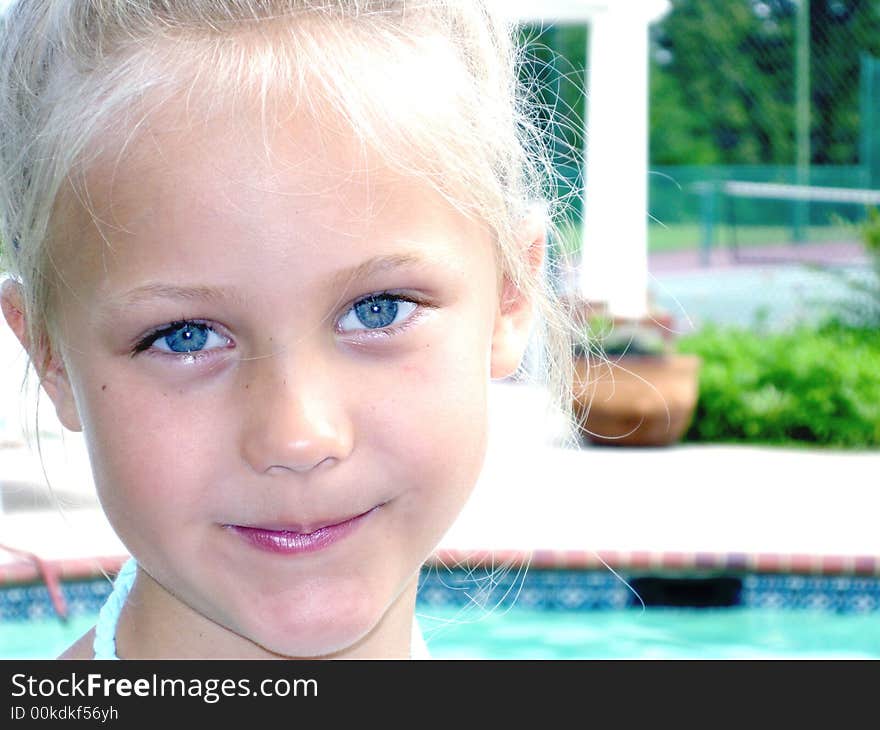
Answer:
[
  {"left": 1, "top": 548, "right": 879, "bottom": 589},
  {"left": 429, "top": 549, "right": 880, "bottom": 576},
  {"left": 2, "top": 550, "right": 880, "bottom": 620},
  {"left": 0, "top": 555, "right": 128, "bottom": 586}
]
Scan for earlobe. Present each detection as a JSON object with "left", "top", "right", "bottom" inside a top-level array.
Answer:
[
  {"left": 489, "top": 212, "right": 546, "bottom": 380},
  {"left": 39, "top": 362, "right": 84, "bottom": 434},
  {"left": 1, "top": 278, "right": 83, "bottom": 432},
  {"left": 490, "top": 309, "right": 530, "bottom": 380}
]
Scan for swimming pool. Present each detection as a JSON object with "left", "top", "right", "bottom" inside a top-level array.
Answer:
[
  {"left": 420, "top": 605, "right": 880, "bottom": 659},
  {"left": 3, "top": 606, "right": 879, "bottom": 659},
  {"left": 419, "top": 564, "right": 880, "bottom": 657},
  {"left": 2, "top": 567, "right": 879, "bottom": 659}
]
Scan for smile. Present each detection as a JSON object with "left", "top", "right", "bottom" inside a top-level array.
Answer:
[{"left": 223, "top": 505, "right": 382, "bottom": 556}]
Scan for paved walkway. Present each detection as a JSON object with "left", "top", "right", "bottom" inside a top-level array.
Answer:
[{"left": 648, "top": 240, "right": 872, "bottom": 331}]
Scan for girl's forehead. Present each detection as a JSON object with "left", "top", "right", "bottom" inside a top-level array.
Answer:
[
  {"left": 79, "top": 95, "right": 423, "bottom": 233},
  {"left": 74, "top": 20, "right": 478, "bottom": 219},
  {"left": 84, "top": 76, "right": 447, "bottom": 215},
  {"left": 54, "top": 94, "right": 493, "bottom": 302}
]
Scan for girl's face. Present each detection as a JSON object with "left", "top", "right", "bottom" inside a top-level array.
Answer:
[{"left": 30, "top": 94, "right": 534, "bottom": 658}]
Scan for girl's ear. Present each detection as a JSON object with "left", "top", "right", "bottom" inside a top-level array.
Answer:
[
  {"left": 1, "top": 279, "right": 83, "bottom": 432},
  {"left": 490, "top": 212, "right": 546, "bottom": 380}
]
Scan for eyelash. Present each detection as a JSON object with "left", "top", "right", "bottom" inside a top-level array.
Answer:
[{"left": 130, "top": 292, "right": 426, "bottom": 360}]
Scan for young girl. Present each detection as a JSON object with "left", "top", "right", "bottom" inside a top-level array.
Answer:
[{"left": 0, "top": 0, "right": 577, "bottom": 659}]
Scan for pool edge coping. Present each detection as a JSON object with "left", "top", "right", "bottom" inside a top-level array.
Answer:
[{"left": 2, "top": 549, "right": 880, "bottom": 587}]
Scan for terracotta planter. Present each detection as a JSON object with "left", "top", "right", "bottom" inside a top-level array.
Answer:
[{"left": 573, "top": 353, "right": 702, "bottom": 447}]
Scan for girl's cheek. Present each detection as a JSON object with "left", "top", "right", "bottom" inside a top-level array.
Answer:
[{"left": 399, "top": 363, "right": 425, "bottom": 379}]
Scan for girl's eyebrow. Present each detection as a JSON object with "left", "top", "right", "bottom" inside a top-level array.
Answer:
[
  {"left": 326, "top": 252, "right": 433, "bottom": 288},
  {"left": 102, "top": 252, "right": 435, "bottom": 311},
  {"left": 109, "top": 283, "right": 245, "bottom": 308}
]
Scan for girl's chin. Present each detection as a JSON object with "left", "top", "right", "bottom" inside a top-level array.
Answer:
[
  {"left": 222, "top": 574, "right": 416, "bottom": 658},
  {"left": 247, "top": 623, "right": 378, "bottom": 659},
  {"left": 234, "top": 605, "right": 385, "bottom": 659}
]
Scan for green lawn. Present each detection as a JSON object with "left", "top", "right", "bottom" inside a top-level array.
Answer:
[
  {"left": 553, "top": 221, "right": 861, "bottom": 257},
  {"left": 648, "top": 223, "right": 860, "bottom": 252}
]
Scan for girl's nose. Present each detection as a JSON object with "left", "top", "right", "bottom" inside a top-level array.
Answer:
[{"left": 240, "top": 360, "right": 354, "bottom": 475}]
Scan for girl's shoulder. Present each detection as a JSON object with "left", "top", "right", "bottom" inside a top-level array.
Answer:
[{"left": 57, "top": 626, "right": 96, "bottom": 659}]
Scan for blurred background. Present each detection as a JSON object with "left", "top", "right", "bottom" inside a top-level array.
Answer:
[
  {"left": 1, "top": 0, "right": 878, "bottom": 659},
  {"left": 523, "top": 0, "right": 879, "bottom": 450}
]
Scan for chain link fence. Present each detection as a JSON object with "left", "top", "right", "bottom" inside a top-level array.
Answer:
[
  {"left": 526, "top": 1, "right": 880, "bottom": 261},
  {"left": 649, "top": 0, "right": 880, "bottom": 257}
]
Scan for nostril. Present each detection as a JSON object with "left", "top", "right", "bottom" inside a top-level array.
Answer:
[{"left": 264, "top": 455, "right": 337, "bottom": 475}]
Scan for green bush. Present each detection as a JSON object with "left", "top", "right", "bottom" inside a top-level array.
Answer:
[
  {"left": 815, "top": 206, "right": 880, "bottom": 328},
  {"left": 677, "top": 321, "right": 880, "bottom": 449}
]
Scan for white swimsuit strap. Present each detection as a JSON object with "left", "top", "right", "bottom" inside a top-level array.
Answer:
[
  {"left": 93, "top": 557, "right": 137, "bottom": 660},
  {"left": 92, "top": 557, "right": 430, "bottom": 659}
]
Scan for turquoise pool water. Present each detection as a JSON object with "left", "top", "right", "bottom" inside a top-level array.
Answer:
[
  {"left": 3, "top": 606, "right": 879, "bottom": 659},
  {"left": 419, "top": 606, "right": 880, "bottom": 658}
]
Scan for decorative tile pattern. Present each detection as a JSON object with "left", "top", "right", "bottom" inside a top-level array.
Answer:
[
  {"left": 2, "top": 551, "right": 880, "bottom": 621},
  {"left": 741, "top": 574, "right": 880, "bottom": 613},
  {"left": 0, "top": 578, "right": 113, "bottom": 622},
  {"left": 417, "top": 567, "right": 631, "bottom": 611},
  {"left": 417, "top": 566, "right": 880, "bottom": 614}
]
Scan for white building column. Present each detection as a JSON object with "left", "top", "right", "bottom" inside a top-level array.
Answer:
[{"left": 579, "top": 1, "right": 666, "bottom": 320}]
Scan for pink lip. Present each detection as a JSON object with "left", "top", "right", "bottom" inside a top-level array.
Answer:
[{"left": 224, "top": 506, "right": 379, "bottom": 555}]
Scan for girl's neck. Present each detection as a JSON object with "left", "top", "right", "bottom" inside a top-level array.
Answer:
[{"left": 115, "top": 566, "right": 419, "bottom": 659}]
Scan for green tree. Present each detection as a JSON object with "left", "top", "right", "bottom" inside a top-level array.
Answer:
[
  {"left": 810, "top": 0, "right": 880, "bottom": 164},
  {"left": 651, "top": 0, "right": 797, "bottom": 165},
  {"left": 650, "top": 0, "right": 880, "bottom": 166}
]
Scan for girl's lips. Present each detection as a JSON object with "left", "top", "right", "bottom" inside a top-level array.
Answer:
[{"left": 224, "top": 506, "right": 379, "bottom": 555}]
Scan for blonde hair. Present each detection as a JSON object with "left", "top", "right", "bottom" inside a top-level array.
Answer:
[{"left": 0, "top": 0, "right": 581, "bottom": 445}]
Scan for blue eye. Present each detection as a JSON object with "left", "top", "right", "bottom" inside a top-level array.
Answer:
[
  {"left": 134, "top": 321, "right": 229, "bottom": 356},
  {"left": 339, "top": 294, "right": 417, "bottom": 333}
]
